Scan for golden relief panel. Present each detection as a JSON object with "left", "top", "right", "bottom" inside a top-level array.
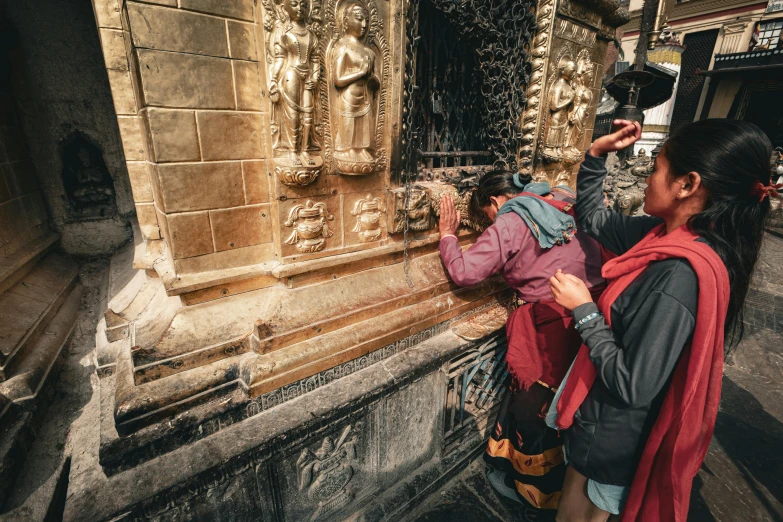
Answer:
[
  {"left": 348, "top": 193, "right": 386, "bottom": 243},
  {"left": 323, "top": 0, "right": 389, "bottom": 176},
  {"left": 263, "top": 0, "right": 324, "bottom": 187}
]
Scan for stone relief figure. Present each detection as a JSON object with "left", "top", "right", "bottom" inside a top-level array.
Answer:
[
  {"left": 297, "top": 424, "right": 358, "bottom": 521},
  {"left": 351, "top": 194, "right": 385, "bottom": 242},
  {"left": 284, "top": 200, "right": 334, "bottom": 252},
  {"left": 604, "top": 149, "right": 653, "bottom": 216},
  {"left": 390, "top": 188, "right": 432, "bottom": 234},
  {"left": 266, "top": 0, "right": 323, "bottom": 186},
  {"left": 329, "top": 0, "right": 381, "bottom": 175},
  {"left": 564, "top": 53, "right": 595, "bottom": 157},
  {"left": 541, "top": 56, "right": 576, "bottom": 162}
]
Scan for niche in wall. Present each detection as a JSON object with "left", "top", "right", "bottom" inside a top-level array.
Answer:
[{"left": 60, "top": 131, "right": 116, "bottom": 220}]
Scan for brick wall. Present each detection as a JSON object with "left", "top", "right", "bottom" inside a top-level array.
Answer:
[
  {"left": 92, "top": 0, "right": 272, "bottom": 273},
  {"left": 0, "top": 92, "right": 48, "bottom": 260}
]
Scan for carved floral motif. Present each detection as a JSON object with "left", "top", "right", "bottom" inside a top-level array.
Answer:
[{"left": 284, "top": 200, "right": 334, "bottom": 252}]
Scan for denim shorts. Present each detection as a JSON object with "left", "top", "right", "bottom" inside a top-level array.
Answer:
[{"left": 545, "top": 363, "right": 630, "bottom": 515}]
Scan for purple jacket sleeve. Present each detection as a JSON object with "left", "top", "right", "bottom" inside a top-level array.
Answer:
[{"left": 438, "top": 221, "right": 508, "bottom": 287}]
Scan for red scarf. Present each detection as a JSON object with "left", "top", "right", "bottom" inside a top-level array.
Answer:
[
  {"left": 555, "top": 224, "right": 730, "bottom": 522},
  {"left": 503, "top": 192, "right": 584, "bottom": 389}
]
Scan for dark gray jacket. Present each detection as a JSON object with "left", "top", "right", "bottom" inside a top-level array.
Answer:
[{"left": 565, "top": 153, "right": 705, "bottom": 486}]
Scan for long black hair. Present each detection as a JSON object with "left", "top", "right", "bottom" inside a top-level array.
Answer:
[
  {"left": 663, "top": 119, "right": 772, "bottom": 350},
  {"left": 469, "top": 170, "right": 531, "bottom": 219}
]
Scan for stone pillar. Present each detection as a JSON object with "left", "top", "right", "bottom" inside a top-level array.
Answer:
[{"left": 635, "top": 41, "right": 685, "bottom": 153}]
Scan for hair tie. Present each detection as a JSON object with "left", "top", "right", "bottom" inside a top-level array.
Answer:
[
  {"left": 750, "top": 181, "right": 783, "bottom": 202},
  {"left": 512, "top": 173, "right": 527, "bottom": 189}
]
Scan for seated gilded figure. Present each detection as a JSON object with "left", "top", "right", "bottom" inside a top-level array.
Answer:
[{"left": 329, "top": 0, "right": 381, "bottom": 175}]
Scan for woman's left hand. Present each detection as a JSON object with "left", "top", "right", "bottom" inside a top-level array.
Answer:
[{"left": 549, "top": 269, "right": 593, "bottom": 311}]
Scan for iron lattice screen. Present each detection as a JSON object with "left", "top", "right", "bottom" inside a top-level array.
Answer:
[
  {"left": 443, "top": 334, "right": 508, "bottom": 455},
  {"left": 669, "top": 29, "right": 719, "bottom": 133},
  {"left": 413, "top": 0, "right": 490, "bottom": 168}
]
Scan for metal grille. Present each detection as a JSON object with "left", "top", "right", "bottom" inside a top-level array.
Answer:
[
  {"left": 443, "top": 333, "right": 508, "bottom": 454},
  {"left": 413, "top": 0, "right": 490, "bottom": 169},
  {"left": 669, "top": 29, "right": 719, "bottom": 133}
]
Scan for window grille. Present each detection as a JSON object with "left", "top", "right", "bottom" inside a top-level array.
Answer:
[
  {"left": 669, "top": 29, "right": 719, "bottom": 133},
  {"left": 750, "top": 18, "right": 783, "bottom": 50},
  {"left": 443, "top": 333, "right": 508, "bottom": 455}
]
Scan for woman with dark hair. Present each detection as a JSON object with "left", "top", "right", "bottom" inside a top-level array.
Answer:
[
  {"left": 547, "top": 118, "right": 779, "bottom": 521},
  {"left": 438, "top": 172, "right": 604, "bottom": 514}
]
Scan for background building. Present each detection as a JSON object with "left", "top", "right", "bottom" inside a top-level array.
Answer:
[{"left": 620, "top": 0, "right": 783, "bottom": 151}]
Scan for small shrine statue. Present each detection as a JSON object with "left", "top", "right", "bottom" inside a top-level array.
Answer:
[
  {"left": 330, "top": 0, "right": 380, "bottom": 174},
  {"left": 268, "top": 0, "right": 321, "bottom": 170},
  {"left": 604, "top": 149, "right": 653, "bottom": 216},
  {"left": 542, "top": 57, "right": 576, "bottom": 161}
]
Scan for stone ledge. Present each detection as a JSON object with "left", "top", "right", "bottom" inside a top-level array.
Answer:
[
  {"left": 0, "top": 231, "right": 58, "bottom": 296},
  {"left": 67, "top": 326, "right": 498, "bottom": 521},
  {"left": 153, "top": 228, "right": 477, "bottom": 296}
]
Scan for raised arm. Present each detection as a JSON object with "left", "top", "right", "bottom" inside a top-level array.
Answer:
[{"left": 578, "top": 120, "right": 661, "bottom": 255}]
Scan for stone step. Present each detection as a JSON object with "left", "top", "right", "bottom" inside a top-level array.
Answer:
[
  {"left": 0, "top": 253, "right": 79, "bottom": 380},
  {"left": 0, "top": 283, "right": 84, "bottom": 406},
  {"left": 0, "top": 231, "right": 58, "bottom": 296}
]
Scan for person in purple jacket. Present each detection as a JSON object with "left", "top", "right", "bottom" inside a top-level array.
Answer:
[{"left": 439, "top": 170, "right": 604, "bottom": 516}]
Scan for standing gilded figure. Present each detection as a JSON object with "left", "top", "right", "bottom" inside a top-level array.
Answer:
[
  {"left": 267, "top": 0, "right": 323, "bottom": 185},
  {"left": 329, "top": 0, "right": 381, "bottom": 174},
  {"left": 564, "top": 54, "right": 595, "bottom": 156},
  {"left": 542, "top": 57, "right": 576, "bottom": 162}
]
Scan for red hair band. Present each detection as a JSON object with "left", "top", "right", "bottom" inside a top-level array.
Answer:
[{"left": 750, "top": 181, "right": 782, "bottom": 202}]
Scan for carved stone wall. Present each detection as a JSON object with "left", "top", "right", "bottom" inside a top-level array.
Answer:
[{"left": 520, "top": 0, "right": 628, "bottom": 189}]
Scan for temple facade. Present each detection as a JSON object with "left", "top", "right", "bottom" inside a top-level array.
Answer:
[{"left": 0, "top": 0, "right": 629, "bottom": 519}]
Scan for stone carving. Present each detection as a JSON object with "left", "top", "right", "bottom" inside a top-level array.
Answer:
[
  {"left": 327, "top": 0, "right": 383, "bottom": 175},
  {"left": 424, "top": 183, "right": 488, "bottom": 232},
  {"left": 264, "top": 0, "right": 324, "bottom": 186},
  {"left": 351, "top": 194, "right": 385, "bottom": 242},
  {"left": 604, "top": 149, "right": 653, "bottom": 216},
  {"left": 284, "top": 200, "right": 334, "bottom": 252},
  {"left": 390, "top": 187, "right": 432, "bottom": 234},
  {"left": 564, "top": 52, "right": 595, "bottom": 152},
  {"left": 297, "top": 424, "right": 359, "bottom": 521}
]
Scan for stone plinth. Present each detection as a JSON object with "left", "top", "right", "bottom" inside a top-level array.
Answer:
[
  {"left": 80, "top": 0, "right": 630, "bottom": 517},
  {"left": 66, "top": 326, "right": 508, "bottom": 521}
]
